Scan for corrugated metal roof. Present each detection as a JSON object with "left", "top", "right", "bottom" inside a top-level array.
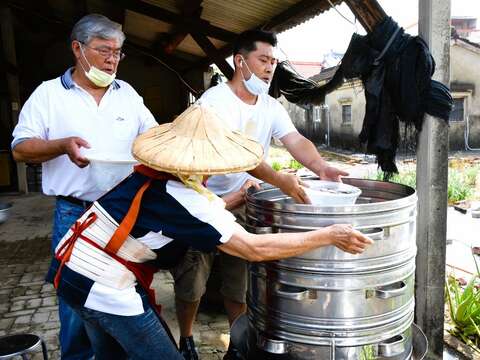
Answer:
[
  {"left": 122, "top": 0, "right": 345, "bottom": 64},
  {"left": 201, "top": 0, "right": 299, "bottom": 34}
]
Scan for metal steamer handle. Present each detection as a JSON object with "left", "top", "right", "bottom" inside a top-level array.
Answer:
[
  {"left": 257, "top": 333, "right": 339, "bottom": 360},
  {"left": 272, "top": 283, "right": 314, "bottom": 301},
  {"left": 378, "top": 334, "right": 408, "bottom": 357},
  {"left": 371, "top": 281, "right": 408, "bottom": 299},
  {"left": 357, "top": 227, "right": 385, "bottom": 241},
  {"left": 257, "top": 334, "right": 288, "bottom": 355}
]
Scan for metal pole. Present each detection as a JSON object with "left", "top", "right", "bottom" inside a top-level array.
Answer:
[{"left": 415, "top": 0, "right": 450, "bottom": 359}]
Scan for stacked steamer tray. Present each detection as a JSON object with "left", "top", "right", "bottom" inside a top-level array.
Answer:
[{"left": 244, "top": 178, "right": 427, "bottom": 360}]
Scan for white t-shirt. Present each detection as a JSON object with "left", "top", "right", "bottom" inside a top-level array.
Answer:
[
  {"left": 198, "top": 83, "right": 297, "bottom": 195},
  {"left": 12, "top": 68, "right": 158, "bottom": 201}
]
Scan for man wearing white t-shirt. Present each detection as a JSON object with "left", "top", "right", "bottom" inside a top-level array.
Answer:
[
  {"left": 11, "top": 14, "right": 157, "bottom": 360},
  {"left": 172, "top": 30, "right": 348, "bottom": 360}
]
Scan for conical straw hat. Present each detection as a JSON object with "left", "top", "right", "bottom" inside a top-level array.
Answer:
[{"left": 132, "top": 104, "right": 264, "bottom": 175}]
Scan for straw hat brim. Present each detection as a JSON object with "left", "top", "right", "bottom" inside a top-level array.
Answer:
[{"left": 132, "top": 105, "right": 264, "bottom": 175}]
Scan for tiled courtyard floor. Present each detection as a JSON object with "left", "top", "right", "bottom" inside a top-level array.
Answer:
[{"left": 0, "top": 194, "right": 230, "bottom": 359}]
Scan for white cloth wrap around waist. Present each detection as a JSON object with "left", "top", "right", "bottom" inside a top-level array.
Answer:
[{"left": 55, "top": 202, "right": 157, "bottom": 290}]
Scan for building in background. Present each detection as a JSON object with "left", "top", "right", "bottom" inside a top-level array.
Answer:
[
  {"left": 282, "top": 36, "right": 480, "bottom": 152},
  {"left": 452, "top": 16, "right": 480, "bottom": 43}
]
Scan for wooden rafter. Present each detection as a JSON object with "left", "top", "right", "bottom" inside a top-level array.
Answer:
[
  {"left": 117, "top": 0, "right": 237, "bottom": 43},
  {"left": 190, "top": 32, "right": 233, "bottom": 79},
  {"left": 158, "top": 0, "right": 203, "bottom": 55},
  {"left": 344, "top": 0, "right": 386, "bottom": 32}
]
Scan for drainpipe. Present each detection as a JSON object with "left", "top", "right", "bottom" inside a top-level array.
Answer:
[{"left": 321, "top": 104, "right": 330, "bottom": 148}]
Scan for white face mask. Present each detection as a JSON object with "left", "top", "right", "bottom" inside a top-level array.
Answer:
[
  {"left": 79, "top": 45, "right": 116, "bottom": 88},
  {"left": 239, "top": 56, "right": 270, "bottom": 96}
]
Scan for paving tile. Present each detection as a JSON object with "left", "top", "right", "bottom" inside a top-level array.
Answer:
[{"left": 0, "top": 195, "right": 231, "bottom": 358}]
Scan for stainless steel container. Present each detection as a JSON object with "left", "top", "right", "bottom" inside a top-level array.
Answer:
[
  {"left": 230, "top": 315, "right": 428, "bottom": 360},
  {"left": 248, "top": 259, "right": 415, "bottom": 327},
  {"left": 245, "top": 178, "right": 417, "bottom": 273},
  {"left": 245, "top": 178, "right": 418, "bottom": 360}
]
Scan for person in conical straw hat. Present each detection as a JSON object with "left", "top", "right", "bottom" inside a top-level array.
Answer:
[{"left": 46, "top": 104, "right": 373, "bottom": 359}]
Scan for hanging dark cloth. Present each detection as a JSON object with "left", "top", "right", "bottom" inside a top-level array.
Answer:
[
  {"left": 269, "top": 17, "right": 453, "bottom": 178},
  {"left": 269, "top": 60, "right": 345, "bottom": 106}
]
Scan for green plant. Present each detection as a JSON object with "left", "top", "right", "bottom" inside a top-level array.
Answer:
[
  {"left": 369, "top": 167, "right": 477, "bottom": 203},
  {"left": 464, "top": 165, "right": 480, "bottom": 187},
  {"left": 271, "top": 161, "right": 283, "bottom": 172},
  {"left": 445, "top": 256, "right": 480, "bottom": 352},
  {"left": 370, "top": 170, "right": 417, "bottom": 189},
  {"left": 359, "top": 344, "right": 375, "bottom": 360},
  {"left": 288, "top": 159, "right": 304, "bottom": 170},
  {"left": 448, "top": 171, "right": 474, "bottom": 204}
]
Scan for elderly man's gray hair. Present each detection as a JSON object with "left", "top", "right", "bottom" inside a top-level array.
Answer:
[{"left": 71, "top": 14, "right": 125, "bottom": 46}]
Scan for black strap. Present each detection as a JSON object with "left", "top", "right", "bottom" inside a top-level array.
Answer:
[{"left": 56, "top": 195, "right": 92, "bottom": 208}]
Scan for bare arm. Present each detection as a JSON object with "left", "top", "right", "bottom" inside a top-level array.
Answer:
[
  {"left": 13, "top": 137, "right": 90, "bottom": 167},
  {"left": 247, "top": 160, "right": 310, "bottom": 203},
  {"left": 221, "top": 179, "right": 261, "bottom": 210},
  {"left": 218, "top": 222, "right": 373, "bottom": 262},
  {"left": 281, "top": 132, "right": 348, "bottom": 182}
]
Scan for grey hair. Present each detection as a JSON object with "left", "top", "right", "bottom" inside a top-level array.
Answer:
[{"left": 71, "top": 14, "right": 125, "bottom": 46}]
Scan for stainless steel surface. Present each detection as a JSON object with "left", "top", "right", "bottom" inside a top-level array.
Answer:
[
  {"left": 231, "top": 314, "right": 427, "bottom": 360},
  {"left": 248, "top": 303, "right": 414, "bottom": 345},
  {"left": 378, "top": 334, "right": 408, "bottom": 357},
  {"left": 250, "top": 257, "right": 415, "bottom": 290},
  {"left": 250, "top": 319, "right": 414, "bottom": 359},
  {"left": 246, "top": 178, "right": 417, "bottom": 272},
  {"left": 257, "top": 334, "right": 288, "bottom": 355},
  {"left": 245, "top": 178, "right": 419, "bottom": 358},
  {"left": 0, "top": 202, "right": 12, "bottom": 224},
  {"left": 248, "top": 262, "right": 415, "bottom": 321}
]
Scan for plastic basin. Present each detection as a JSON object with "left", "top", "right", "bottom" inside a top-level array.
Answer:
[{"left": 303, "top": 180, "right": 362, "bottom": 206}]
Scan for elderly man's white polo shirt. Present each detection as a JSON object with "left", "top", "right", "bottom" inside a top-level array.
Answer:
[{"left": 12, "top": 68, "right": 158, "bottom": 201}]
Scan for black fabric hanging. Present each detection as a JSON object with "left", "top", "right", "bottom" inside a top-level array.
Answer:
[{"left": 269, "top": 17, "right": 453, "bottom": 178}]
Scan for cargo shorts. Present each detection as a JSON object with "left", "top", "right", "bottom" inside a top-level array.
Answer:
[{"left": 170, "top": 205, "right": 248, "bottom": 304}]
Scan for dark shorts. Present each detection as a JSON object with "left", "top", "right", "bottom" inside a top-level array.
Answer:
[{"left": 169, "top": 206, "right": 248, "bottom": 303}]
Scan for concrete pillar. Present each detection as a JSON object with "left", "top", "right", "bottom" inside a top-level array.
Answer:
[
  {"left": 0, "top": 6, "right": 28, "bottom": 193},
  {"left": 415, "top": 1, "right": 450, "bottom": 359}
]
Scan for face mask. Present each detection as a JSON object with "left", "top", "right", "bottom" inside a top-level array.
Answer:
[
  {"left": 239, "top": 56, "right": 270, "bottom": 96},
  {"left": 79, "top": 45, "right": 116, "bottom": 88}
]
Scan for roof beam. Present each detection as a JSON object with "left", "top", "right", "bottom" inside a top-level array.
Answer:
[
  {"left": 159, "top": 0, "right": 203, "bottom": 55},
  {"left": 118, "top": 0, "right": 237, "bottom": 43},
  {"left": 190, "top": 32, "right": 233, "bottom": 79},
  {"left": 344, "top": 0, "right": 386, "bottom": 32}
]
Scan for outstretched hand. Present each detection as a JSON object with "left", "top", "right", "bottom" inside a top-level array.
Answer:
[
  {"left": 327, "top": 224, "right": 374, "bottom": 254},
  {"left": 318, "top": 165, "right": 349, "bottom": 182},
  {"left": 62, "top": 137, "right": 90, "bottom": 168},
  {"left": 278, "top": 173, "right": 311, "bottom": 204}
]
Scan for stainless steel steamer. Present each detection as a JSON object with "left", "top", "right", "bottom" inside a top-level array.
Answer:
[{"left": 245, "top": 178, "right": 419, "bottom": 360}]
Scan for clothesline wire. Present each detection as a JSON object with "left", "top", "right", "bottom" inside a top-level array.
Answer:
[{"left": 326, "top": 0, "right": 359, "bottom": 30}]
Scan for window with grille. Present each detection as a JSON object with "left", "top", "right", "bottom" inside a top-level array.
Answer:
[
  {"left": 342, "top": 104, "right": 352, "bottom": 124},
  {"left": 449, "top": 98, "right": 465, "bottom": 122}
]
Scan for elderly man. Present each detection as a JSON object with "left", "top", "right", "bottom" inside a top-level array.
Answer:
[
  {"left": 12, "top": 14, "right": 157, "bottom": 359},
  {"left": 47, "top": 104, "right": 372, "bottom": 360},
  {"left": 173, "top": 30, "right": 349, "bottom": 360}
]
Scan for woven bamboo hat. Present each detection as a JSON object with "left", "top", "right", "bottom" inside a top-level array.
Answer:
[{"left": 132, "top": 104, "right": 264, "bottom": 175}]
